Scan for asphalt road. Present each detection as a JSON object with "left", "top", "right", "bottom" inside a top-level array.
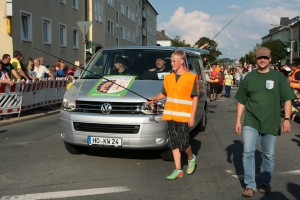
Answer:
[{"left": 0, "top": 88, "right": 300, "bottom": 200}]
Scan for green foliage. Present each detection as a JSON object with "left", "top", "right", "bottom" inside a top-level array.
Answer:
[
  {"left": 194, "top": 36, "right": 222, "bottom": 65},
  {"left": 261, "top": 39, "right": 286, "bottom": 64},
  {"left": 170, "top": 36, "right": 191, "bottom": 47}
]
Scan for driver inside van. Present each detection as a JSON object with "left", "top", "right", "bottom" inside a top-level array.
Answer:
[
  {"left": 111, "top": 56, "right": 130, "bottom": 75},
  {"left": 148, "top": 55, "right": 170, "bottom": 72}
]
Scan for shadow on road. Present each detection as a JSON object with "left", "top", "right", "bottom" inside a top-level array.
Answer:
[
  {"left": 292, "top": 135, "right": 300, "bottom": 147},
  {"left": 287, "top": 182, "right": 300, "bottom": 199},
  {"left": 225, "top": 140, "right": 262, "bottom": 188},
  {"left": 0, "top": 130, "right": 7, "bottom": 134}
]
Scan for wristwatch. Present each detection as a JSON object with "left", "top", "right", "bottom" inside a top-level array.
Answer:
[{"left": 284, "top": 118, "right": 291, "bottom": 122}]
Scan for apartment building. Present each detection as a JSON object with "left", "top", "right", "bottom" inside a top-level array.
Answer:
[
  {"left": 0, "top": 0, "right": 158, "bottom": 66},
  {"left": 262, "top": 16, "right": 300, "bottom": 64}
]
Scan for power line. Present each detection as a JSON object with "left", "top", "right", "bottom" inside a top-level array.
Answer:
[{"left": 212, "top": 0, "right": 254, "bottom": 40}]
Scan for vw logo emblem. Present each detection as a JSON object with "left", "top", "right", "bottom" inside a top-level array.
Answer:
[{"left": 101, "top": 103, "right": 112, "bottom": 114}]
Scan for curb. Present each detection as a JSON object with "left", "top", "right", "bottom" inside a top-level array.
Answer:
[{"left": 0, "top": 109, "right": 61, "bottom": 127}]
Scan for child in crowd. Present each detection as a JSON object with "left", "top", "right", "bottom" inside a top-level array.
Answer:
[{"left": 0, "top": 62, "right": 14, "bottom": 85}]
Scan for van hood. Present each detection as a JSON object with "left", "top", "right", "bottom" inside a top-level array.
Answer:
[{"left": 65, "top": 79, "right": 163, "bottom": 102}]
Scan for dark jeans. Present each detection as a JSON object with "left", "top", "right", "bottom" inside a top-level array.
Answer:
[{"left": 225, "top": 85, "right": 231, "bottom": 96}]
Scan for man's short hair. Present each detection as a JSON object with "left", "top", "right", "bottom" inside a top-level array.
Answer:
[
  {"left": 13, "top": 51, "right": 21, "bottom": 58},
  {"left": 290, "top": 63, "right": 298, "bottom": 68},
  {"left": 2, "top": 54, "right": 10, "bottom": 60}
]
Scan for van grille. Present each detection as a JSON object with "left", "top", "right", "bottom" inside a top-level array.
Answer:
[
  {"left": 75, "top": 101, "right": 143, "bottom": 114},
  {"left": 73, "top": 122, "right": 140, "bottom": 134}
]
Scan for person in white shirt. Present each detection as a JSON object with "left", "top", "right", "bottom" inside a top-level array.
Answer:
[{"left": 33, "top": 59, "right": 52, "bottom": 80}]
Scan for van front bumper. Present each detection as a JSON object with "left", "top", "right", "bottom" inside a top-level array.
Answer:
[{"left": 59, "top": 111, "right": 169, "bottom": 149}]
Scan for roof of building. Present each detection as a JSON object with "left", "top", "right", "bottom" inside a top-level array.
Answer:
[{"left": 157, "top": 30, "right": 170, "bottom": 41}]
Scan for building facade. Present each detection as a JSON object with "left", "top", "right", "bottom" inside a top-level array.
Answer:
[
  {"left": 262, "top": 16, "right": 300, "bottom": 64},
  {"left": 0, "top": 0, "right": 158, "bottom": 66}
]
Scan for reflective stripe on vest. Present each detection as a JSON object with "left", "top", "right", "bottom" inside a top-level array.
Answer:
[
  {"left": 166, "top": 97, "right": 192, "bottom": 105},
  {"left": 290, "top": 69, "right": 300, "bottom": 89},
  {"left": 162, "top": 72, "right": 196, "bottom": 122}
]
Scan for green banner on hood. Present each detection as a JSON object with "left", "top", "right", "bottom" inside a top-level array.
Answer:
[{"left": 88, "top": 75, "right": 136, "bottom": 97}]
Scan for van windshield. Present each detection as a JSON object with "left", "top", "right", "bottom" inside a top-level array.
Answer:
[{"left": 81, "top": 49, "right": 173, "bottom": 80}]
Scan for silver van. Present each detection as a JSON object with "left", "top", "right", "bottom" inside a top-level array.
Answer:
[{"left": 60, "top": 46, "right": 209, "bottom": 161}]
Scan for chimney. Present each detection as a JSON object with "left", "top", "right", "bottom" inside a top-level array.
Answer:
[
  {"left": 161, "top": 30, "right": 165, "bottom": 36},
  {"left": 280, "top": 17, "right": 289, "bottom": 26}
]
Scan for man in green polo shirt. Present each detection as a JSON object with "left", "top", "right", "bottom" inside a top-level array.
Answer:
[{"left": 234, "top": 47, "right": 296, "bottom": 197}]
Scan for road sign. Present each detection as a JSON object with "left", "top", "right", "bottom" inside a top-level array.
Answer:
[{"left": 76, "top": 21, "right": 92, "bottom": 35}]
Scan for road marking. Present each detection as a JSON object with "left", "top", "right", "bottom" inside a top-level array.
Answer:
[
  {"left": 226, "top": 170, "right": 300, "bottom": 180},
  {"left": 1, "top": 186, "right": 130, "bottom": 200}
]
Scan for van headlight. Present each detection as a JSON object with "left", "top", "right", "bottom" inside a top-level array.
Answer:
[
  {"left": 141, "top": 100, "right": 165, "bottom": 115},
  {"left": 62, "top": 98, "right": 76, "bottom": 111}
]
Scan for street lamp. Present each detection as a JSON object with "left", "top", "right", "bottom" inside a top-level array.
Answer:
[{"left": 269, "top": 23, "right": 293, "bottom": 63}]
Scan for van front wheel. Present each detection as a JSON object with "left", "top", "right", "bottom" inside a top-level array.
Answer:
[
  {"left": 64, "top": 142, "right": 89, "bottom": 154},
  {"left": 160, "top": 149, "right": 174, "bottom": 161},
  {"left": 199, "top": 109, "right": 207, "bottom": 132}
]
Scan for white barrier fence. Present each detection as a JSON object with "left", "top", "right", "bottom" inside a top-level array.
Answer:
[{"left": 0, "top": 79, "right": 70, "bottom": 116}]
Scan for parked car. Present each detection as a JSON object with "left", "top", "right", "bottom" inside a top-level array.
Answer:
[{"left": 60, "top": 46, "right": 209, "bottom": 161}]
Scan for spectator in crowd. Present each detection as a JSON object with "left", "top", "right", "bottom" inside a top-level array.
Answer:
[
  {"left": 18, "top": 53, "right": 34, "bottom": 82},
  {"left": 217, "top": 72, "right": 225, "bottom": 99},
  {"left": 235, "top": 47, "right": 295, "bottom": 197},
  {"left": 39, "top": 56, "right": 46, "bottom": 66},
  {"left": 10, "top": 51, "right": 28, "bottom": 81},
  {"left": 289, "top": 63, "right": 300, "bottom": 90},
  {"left": 224, "top": 70, "right": 233, "bottom": 97},
  {"left": 1, "top": 54, "right": 22, "bottom": 82},
  {"left": 0, "top": 62, "right": 14, "bottom": 85},
  {"left": 33, "top": 58, "right": 52, "bottom": 80},
  {"left": 48, "top": 66, "right": 57, "bottom": 79},
  {"left": 57, "top": 61, "right": 67, "bottom": 77},
  {"left": 26, "top": 58, "right": 35, "bottom": 77},
  {"left": 209, "top": 64, "right": 219, "bottom": 101},
  {"left": 54, "top": 61, "right": 61, "bottom": 72},
  {"left": 235, "top": 69, "right": 241, "bottom": 87},
  {"left": 67, "top": 65, "right": 77, "bottom": 76}
]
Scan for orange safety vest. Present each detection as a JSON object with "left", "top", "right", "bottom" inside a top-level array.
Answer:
[
  {"left": 162, "top": 72, "right": 196, "bottom": 122},
  {"left": 290, "top": 69, "right": 300, "bottom": 89}
]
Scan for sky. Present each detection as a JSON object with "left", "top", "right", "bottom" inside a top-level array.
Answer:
[{"left": 148, "top": 0, "right": 300, "bottom": 60}]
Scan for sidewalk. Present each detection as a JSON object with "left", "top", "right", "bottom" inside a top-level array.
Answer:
[{"left": 0, "top": 104, "right": 61, "bottom": 127}]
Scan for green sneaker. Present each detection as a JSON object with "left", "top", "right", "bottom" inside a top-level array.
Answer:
[
  {"left": 166, "top": 169, "right": 183, "bottom": 180},
  {"left": 187, "top": 154, "right": 196, "bottom": 174}
]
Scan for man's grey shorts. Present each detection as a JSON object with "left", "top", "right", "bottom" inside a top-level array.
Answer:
[{"left": 166, "top": 120, "right": 189, "bottom": 151}]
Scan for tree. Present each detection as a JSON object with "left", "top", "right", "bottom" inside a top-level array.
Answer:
[
  {"left": 261, "top": 39, "right": 286, "bottom": 64},
  {"left": 194, "top": 37, "right": 222, "bottom": 66},
  {"left": 170, "top": 36, "right": 191, "bottom": 47}
]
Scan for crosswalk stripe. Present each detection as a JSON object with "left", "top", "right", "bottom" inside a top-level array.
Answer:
[{"left": 1, "top": 186, "right": 130, "bottom": 200}]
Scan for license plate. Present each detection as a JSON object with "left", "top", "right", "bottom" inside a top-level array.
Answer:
[{"left": 87, "top": 136, "right": 122, "bottom": 146}]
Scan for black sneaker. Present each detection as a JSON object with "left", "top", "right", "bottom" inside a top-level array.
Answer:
[{"left": 258, "top": 185, "right": 270, "bottom": 194}]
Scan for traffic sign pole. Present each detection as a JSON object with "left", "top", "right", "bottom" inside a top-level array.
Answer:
[{"left": 76, "top": 21, "right": 92, "bottom": 67}]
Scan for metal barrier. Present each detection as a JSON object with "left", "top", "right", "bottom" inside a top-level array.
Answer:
[
  {"left": 0, "top": 78, "right": 70, "bottom": 116},
  {"left": 45, "top": 79, "right": 68, "bottom": 105},
  {"left": 21, "top": 81, "right": 47, "bottom": 111},
  {"left": 0, "top": 82, "right": 23, "bottom": 116}
]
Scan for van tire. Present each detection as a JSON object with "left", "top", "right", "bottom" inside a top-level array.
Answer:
[
  {"left": 64, "top": 142, "right": 89, "bottom": 154},
  {"left": 160, "top": 149, "right": 174, "bottom": 161},
  {"left": 199, "top": 109, "right": 207, "bottom": 132}
]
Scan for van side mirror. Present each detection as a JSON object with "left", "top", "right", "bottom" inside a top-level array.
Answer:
[{"left": 74, "top": 69, "right": 82, "bottom": 79}]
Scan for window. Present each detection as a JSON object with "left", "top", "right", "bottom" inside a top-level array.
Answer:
[
  {"left": 108, "top": 20, "right": 114, "bottom": 35},
  {"left": 127, "top": 28, "right": 130, "bottom": 41},
  {"left": 121, "top": 27, "right": 125, "bottom": 39},
  {"left": 126, "top": 6, "right": 130, "bottom": 19},
  {"left": 116, "top": 11, "right": 119, "bottom": 23},
  {"left": 42, "top": 18, "right": 51, "bottom": 45},
  {"left": 59, "top": 0, "right": 66, "bottom": 4},
  {"left": 59, "top": 23, "right": 67, "bottom": 47},
  {"left": 73, "top": 0, "right": 78, "bottom": 10},
  {"left": 131, "top": 11, "right": 135, "bottom": 22},
  {"left": 121, "top": 2, "right": 125, "bottom": 15},
  {"left": 20, "top": 10, "right": 32, "bottom": 42},
  {"left": 73, "top": 28, "right": 79, "bottom": 49},
  {"left": 108, "top": 0, "right": 114, "bottom": 7},
  {"left": 132, "top": 32, "right": 135, "bottom": 43},
  {"left": 95, "top": 0, "right": 102, "bottom": 22},
  {"left": 116, "top": 37, "right": 119, "bottom": 46}
]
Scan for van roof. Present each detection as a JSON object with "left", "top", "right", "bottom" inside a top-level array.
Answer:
[{"left": 102, "top": 46, "right": 210, "bottom": 56}]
